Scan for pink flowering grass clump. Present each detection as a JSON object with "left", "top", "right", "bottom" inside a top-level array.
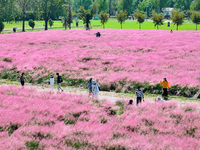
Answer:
[
  {"left": 0, "top": 29, "right": 200, "bottom": 87},
  {"left": 0, "top": 85, "right": 200, "bottom": 149}
]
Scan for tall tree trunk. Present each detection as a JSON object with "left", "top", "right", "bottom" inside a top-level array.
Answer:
[
  {"left": 45, "top": 17, "right": 48, "bottom": 30},
  {"left": 121, "top": 23, "right": 122, "bottom": 29},
  {"left": 109, "top": 0, "right": 112, "bottom": 17},
  {"left": 22, "top": 3, "right": 25, "bottom": 32},
  {"left": 196, "top": 24, "right": 197, "bottom": 31},
  {"left": 139, "top": 23, "right": 141, "bottom": 29},
  {"left": 157, "top": 25, "right": 158, "bottom": 29},
  {"left": 177, "top": 25, "right": 178, "bottom": 31}
]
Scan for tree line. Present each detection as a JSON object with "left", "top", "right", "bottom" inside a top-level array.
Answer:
[{"left": 0, "top": 0, "right": 200, "bottom": 33}]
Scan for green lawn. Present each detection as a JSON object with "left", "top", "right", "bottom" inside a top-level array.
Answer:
[{"left": 1, "top": 19, "right": 199, "bottom": 33}]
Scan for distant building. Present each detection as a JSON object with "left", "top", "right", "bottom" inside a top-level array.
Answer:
[{"left": 162, "top": 8, "right": 174, "bottom": 16}]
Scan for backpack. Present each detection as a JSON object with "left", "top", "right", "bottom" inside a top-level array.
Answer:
[{"left": 60, "top": 76, "right": 63, "bottom": 83}]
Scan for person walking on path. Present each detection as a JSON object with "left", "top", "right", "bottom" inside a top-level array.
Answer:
[
  {"left": 20, "top": 73, "right": 26, "bottom": 88},
  {"left": 87, "top": 77, "right": 93, "bottom": 97},
  {"left": 135, "top": 87, "right": 144, "bottom": 105},
  {"left": 160, "top": 78, "right": 170, "bottom": 99},
  {"left": 56, "top": 73, "right": 63, "bottom": 93},
  {"left": 92, "top": 80, "right": 100, "bottom": 99},
  {"left": 49, "top": 75, "right": 54, "bottom": 90}
]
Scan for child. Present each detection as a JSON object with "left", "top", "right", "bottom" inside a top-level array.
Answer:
[
  {"left": 49, "top": 75, "right": 54, "bottom": 90},
  {"left": 126, "top": 99, "right": 133, "bottom": 108},
  {"left": 155, "top": 96, "right": 163, "bottom": 103},
  {"left": 87, "top": 77, "right": 93, "bottom": 97},
  {"left": 92, "top": 80, "right": 100, "bottom": 99}
]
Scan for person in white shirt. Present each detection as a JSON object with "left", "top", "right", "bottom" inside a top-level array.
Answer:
[
  {"left": 92, "top": 80, "right": 100, "bottom": 99},
  {"left": 155, "top": 96, "right": 163, "bottom": 103},
  {"left": 49, "top": 75, "right": 54, "bottom": 90}
]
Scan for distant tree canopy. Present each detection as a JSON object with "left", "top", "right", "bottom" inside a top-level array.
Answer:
[
  {"left": 116, "top": 10, "right": 127, "bottom": 29},
  {"left": 135, "top": 12, "right": 146, "bottom": 29},
  {"left": 171, "top": 10, "right": 184, "bottom": 30},
  {"left": 0, "top": 21, "right": 4, "bottom": 33},
  {"left": 151, "top": 11, "right": 164, "bottom": 29},
  {"left": 100, "top": 11, "right": 109, "bottom": 28},
  {"left": 191, "top": 11, "right": 200, "bottom": 30}
]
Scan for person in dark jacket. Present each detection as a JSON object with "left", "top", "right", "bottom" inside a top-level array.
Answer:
[
  {"left": 56, "top": 73, "right": 63, "bottom": 93},
  {"left": 135, "top": 87, "right": 144, "bottom": 105},
  {"left": 87, "top": 77, "right": 93, "bottom": 97},
  {"left": 20, "top": 72, "right": 26, "bottom": 87}
]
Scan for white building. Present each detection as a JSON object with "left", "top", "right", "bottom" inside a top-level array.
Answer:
[{"left": 162, "top": 8, "right": 174, "bottom": 16}]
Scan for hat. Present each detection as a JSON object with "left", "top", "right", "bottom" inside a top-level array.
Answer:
[{"left": 157, "top": 96, "right": 161, "bottom": 99}]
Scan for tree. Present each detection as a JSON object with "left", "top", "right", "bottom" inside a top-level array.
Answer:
[
  {"left": 28, "top": 19, "right": 35, "bottom": 30},
  {"left": 191, "top": 11, "right": 200, "bottom": 30},
  {"left": 190, "top": 0, "right": 200, "bottom": 11},
  {"left": 135, "top": 12, "right": 145, "bottom": 29},
  {"left": 63, "top": 4, "right": 73, "bottom": 30},
  {"left": 153, "top": 0, "right": 168, "bottom": 13},
  {"left": 151, "top": 11, "right": 164, "bottom": 29},
  {"left": 171, "top": 10, "right": 184, "bottom": 31},
  {"left": 100, "top": 11, "right": 109, "bottom": 28},
  {"left": 0, "top": 21, "right": 4, "bottom": 33},
  {"left": 116, "top": 10, "right": 127, "bottom": 29},
  {"left": 97, "top": 0, "right": 108, "bottom": 13},
  {"left": 49, "top": 19, "right": 54, "bottom": 27},
  {"left": 16, "top": 0, "right": 33, "bottom": 32},
  {"left": 117, "top": 0, "right": 133, "bottom": 16},
  {"left": 78, "top": 6, "right": 94, "bottom": 29}
]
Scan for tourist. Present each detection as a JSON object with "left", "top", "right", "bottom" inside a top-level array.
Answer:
[
  {"left": 92, "top": 80, "right": 100, "bottom": 99},
  {"left": 49, "top": 75, "right": 54, "bottom": 90},
  {"left": 56, "top": 73, "right": 63, "bottom": 93},
  {"left": 135, "top": 87, "right": 144, "bottom": 105},
  {"left": 96, "top": 32, "right": 101, "bottom": 37},
  {"left": 126, "top": 99, "right": 133, "bottom": 108},
  {"left": 160, "top": 78, "right": 170, "bottom": 99},
  {"left": 87, "top": 77, "right": 93, "bottom": 97},
  {"left": 20, "top": 72, "right": 26, "bottom": 87},
  {"left": 155, "top": 96, "right": 163, "bottom": 103}
]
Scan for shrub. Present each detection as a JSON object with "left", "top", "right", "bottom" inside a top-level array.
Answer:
[
  {"left": 100, "top": 84, "right": 110, "bottom": 91},
  {"left": 49, "top": 19, "right": 54, "bottom": 27},
  {"left": 25, "top": 141, "right": 39, "bottom": 150},
  {"left": 28, "top": 19, "right": 35, "bottom": 30}
]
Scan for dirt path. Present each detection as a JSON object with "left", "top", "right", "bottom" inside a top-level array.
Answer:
[{"left": 0, "top": 79, "right": 200, "bottom": 106}]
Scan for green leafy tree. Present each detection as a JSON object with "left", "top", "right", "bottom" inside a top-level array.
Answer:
[
  {"left": 0, "top": 21, "right": 4, "bottom": 33},
  {"left": 117, "top": 0, "right": 133, "bottom": 16},
  {"left": 171, "top": 10, "right": 184, "bottom": 31},
  {"left": 49, "top": 19, "right": 54, "bottom": 27},
  {"left": 151, "top": 12, "right": 164, "bottom": 29},
  {"left": 191, "top": 11, "right": 200, "bottom": 31},
  {"left": 63, "top": 4, "right": 73, "bottom": 30},
  {"left": 28, "top": 19, "right": 35, "bottom": 30},
  {"left": 78, "top": 5, "right": 95, "bottom": 29},
  {"left": 190, "top": 0, "right": 200, "bottom": 11},
  {"left": 116, "top": 10, "right": 128, "bottom": 29},
  {"left": 135, "top": 12, "right": 146, "bottom": 29},
  {"left": 97, "top": 0, "right": 108, "bottom": 13},
  {"left": 100, "top": 11, "right": 109, "bottom": 28}
]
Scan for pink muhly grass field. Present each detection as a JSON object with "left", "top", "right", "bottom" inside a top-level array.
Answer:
[
  {"left": 0, "top": 29, "right": 200, "bottom": 87},
  {"left": 0, "top": 85, "right": 200, "bottom": 149}
]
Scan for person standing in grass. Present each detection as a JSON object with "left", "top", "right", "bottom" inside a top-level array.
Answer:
[
  {"left": 20, "top": 73, "right": 26, "bottom": 88},
  {"left": 92, "top": 80, "right": 100, "bottom": 99},
  {"left": 160, "top": 78, "right": 170, "bottom": 99},
  {"left": 56, "top": 73, "right": 63, "bottom": 93},
  {"left": 49, "top": 75, "right": 54, "bottom": 90},
  {"left": 87, "top": 77, "right": 93, "bottom": 97},
  {"left": 135, "top": 87, "right": 144, "bottom": 105}
]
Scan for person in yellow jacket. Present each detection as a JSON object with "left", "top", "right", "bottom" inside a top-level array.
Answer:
[{"left": 160, "top": 78, "right": 170, "bottom": 98}]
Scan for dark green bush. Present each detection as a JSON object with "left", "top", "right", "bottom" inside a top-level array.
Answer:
[
  {"left": 0, "top": 21, "right": 4, "bottom": 33},
  {"left": 100, "top": 84, "right": 110, "bottom": 91},
  {"left": 28, "top": 19, "right": 35, "bottom": 30},
  {"left": 25, "top": 141, "right": 39, "bottom": 150}
]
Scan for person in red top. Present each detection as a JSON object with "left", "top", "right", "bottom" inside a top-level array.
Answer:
[{"left": 160, "top": 78, "right": 170, "bottom": 99}]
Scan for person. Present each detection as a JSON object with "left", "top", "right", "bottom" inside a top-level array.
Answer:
[
  {"left": 20, "top": 73, "right": 26, "bottom": 87},
  {"left": 13, "top": 27, "right": 16, "bottom": 32},
  {"left": 56, "top": 73, "right": 63, "bottom": 93},
  {"left": 87, "top": 77, "right": 93, "bottom": 97},
  {"left": 96, "top": 32, "right": 101, "bottom": 37},
  {"left": 92, "top": 80, "right": 100, "bottom": 99},
  {"left": 171, "top": 30, "right": 173, "bottom": 33},
  {"left": 126, "top": 99, "right": 133, "bottom": 108},
  {"left": 135, "top": 87, "right": 144, "bottom": 105},
  {"left": 160, "top": 78, "right": 170, "bottom": 99},
  {"left": 49, "top": 75, "right": 54, "bottom": 90},
  {"left": 155, "top": 96, "right": 163, "bottom": 103}
]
